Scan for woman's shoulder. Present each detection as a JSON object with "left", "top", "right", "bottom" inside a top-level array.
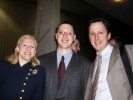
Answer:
[
  {"left": 33, "top": 65, "right": 45, "bottom": 69},
  {"left": 0, "top": 61, "right": 12, "bottom": 71},
  {"left": 0, "top": 61, "right": 10, "bottom": 66}
]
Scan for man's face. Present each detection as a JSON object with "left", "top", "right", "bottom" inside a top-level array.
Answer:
[
  {"left": 55, "top": 24, "right": 76, "bottom": 50},
  {"left": 72, "top": 39, "right": 80, "bottom": 53},
  {"left": 88, "top": 22, "right": 111, "bottom": 53}
]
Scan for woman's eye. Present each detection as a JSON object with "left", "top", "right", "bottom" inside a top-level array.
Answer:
[
  {"left": 99, "top": 31, "right": 103, "bottom": 34},
  {"left": 23, "top": 44, "right": 27, "bottom": 46},
  {"left": 31, "top": 46, "right": 35, "bottom": 48}
]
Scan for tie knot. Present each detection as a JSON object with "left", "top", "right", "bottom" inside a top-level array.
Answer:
[
  {"left": 97, "top": 54, "right": 102, "bottom": 64},
  {"left": 61, "top": 56, "right": 64, "bottom": 60},
  {"left": 97, "top": 54, "right": 102, "bottom": 59}
]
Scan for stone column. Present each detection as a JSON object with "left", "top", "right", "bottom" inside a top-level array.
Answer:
[{"left": 34, "top": 0, "right": 60, "bottom": 56}]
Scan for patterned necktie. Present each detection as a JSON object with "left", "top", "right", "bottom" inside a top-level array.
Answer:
[
  {"left": 88, "top": 54, "right": 102, "bottom": 100},
  {"left": 58, "top": 56, "right": 65, "bottom": 87}
]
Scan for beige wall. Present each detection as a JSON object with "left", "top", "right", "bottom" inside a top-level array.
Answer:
[
  {"left": 34, "top": 0, "right": 60, "bottom": 56},
  {"left": 0, "top": 0, "right": 95, "bottom": 61},
  {"left": 0, "top": 0, "right": 37, "bottom": 60}
]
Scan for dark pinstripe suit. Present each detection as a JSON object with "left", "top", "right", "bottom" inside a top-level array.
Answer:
[{"left": 39, "top": 50, "right": 91, "bottom": 100}]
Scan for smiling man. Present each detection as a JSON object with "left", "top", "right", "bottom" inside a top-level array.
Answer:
[
  {"left": 84, "top": 17, "right": 133, "bottom": 100},
  {"left": 39, "top": 21, "right": 91, "bottom": 100}
]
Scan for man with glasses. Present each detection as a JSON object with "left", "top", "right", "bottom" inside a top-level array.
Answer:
[{"left": 39, "top": 21, "right": 91, "bottom": 100}]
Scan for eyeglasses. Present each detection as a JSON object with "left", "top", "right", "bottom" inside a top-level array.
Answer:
[{"left": 57, "top": 31, "right": 74, "bottom": 36}]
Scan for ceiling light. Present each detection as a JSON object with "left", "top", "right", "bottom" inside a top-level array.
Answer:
[{"left": 113, "top": 0, "right": 125, "bottom": 3}]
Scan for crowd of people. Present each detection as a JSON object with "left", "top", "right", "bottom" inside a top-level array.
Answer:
[{"left": 0, "top": 17, "right": 132, "bottom": 100}]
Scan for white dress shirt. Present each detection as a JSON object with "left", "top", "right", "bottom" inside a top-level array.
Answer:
[{"left": 94, "top": 44, "right": 113, "bottom": 100}]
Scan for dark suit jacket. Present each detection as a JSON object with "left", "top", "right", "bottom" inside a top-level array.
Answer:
[
  {"left": 84, "top": 45, "right": 133, "bottom": 100},
  {"left": 0, "top": 61, "right": 45, "bottom": 100},
  {"left": 39, "top": 50, "right": 91, "bottom": 100}
]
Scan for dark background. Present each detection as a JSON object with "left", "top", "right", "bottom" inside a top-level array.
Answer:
[{"left": 0, "top": 0, "right": 132, "bottom": 61}]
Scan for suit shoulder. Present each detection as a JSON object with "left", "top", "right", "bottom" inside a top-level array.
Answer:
[
  {"left": 76, "top": 53, "right": 91, "bottom": 64},
  {"left": 124, "top": 44, "right": 133, "bottom": 55},
  {"left": 38, "top": 51, "right": 56, "bottom": 59},
  {"left": 0, "top": 61, "right": 12, "bottom": 72},
  {"left": 0, "top": 61, "right": 10, "bottom": 66},
  {"left": 125, "top": 44, "right": 133, "bottom": 49},
  {"left": 34, "top": 65, "right": 45, "bottom": 70},
  {"left": 124, "top": 44, "right": 133, "bottom": 54}
]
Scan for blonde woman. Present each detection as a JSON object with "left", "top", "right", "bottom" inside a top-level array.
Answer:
[{"left": 0, "top": 34, "right": 45, "bottom": 100}]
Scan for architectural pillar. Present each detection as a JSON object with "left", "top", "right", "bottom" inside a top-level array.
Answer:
[{"left": 34, "top": 0, "right": 60, "bottom": 56}]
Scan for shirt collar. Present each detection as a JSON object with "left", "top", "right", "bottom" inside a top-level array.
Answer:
[{"left": 97, "top": 44, "right": 113, "bottom": 57}]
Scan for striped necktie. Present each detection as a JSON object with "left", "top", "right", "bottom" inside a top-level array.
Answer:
[{"left": 88, "top": 54, "right": 102, "bottom": 100}]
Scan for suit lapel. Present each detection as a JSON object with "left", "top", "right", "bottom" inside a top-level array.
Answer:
[
  {"left": 88, "top": 61, "right": 95, "bottom": 88},
  {"left": 50, "top": 51, "right": 58, "bottom": 87},
  {"left": 56, "top": 53, "right": 78, "bottom": 93},
  {"left": 84, "top": 60, "right": 96, "bottom": 100},
  {"left": 108, "top": 46, "right": 120, "bottom": 73}
]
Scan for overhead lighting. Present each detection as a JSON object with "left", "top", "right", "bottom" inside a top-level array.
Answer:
[{"left": 113, "top": 0, "right": 126, "bottom": 3}]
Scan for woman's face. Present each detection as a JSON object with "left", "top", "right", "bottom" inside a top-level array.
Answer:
[{"left": 17, "top": 37, "right": 36, "bottom": 63}]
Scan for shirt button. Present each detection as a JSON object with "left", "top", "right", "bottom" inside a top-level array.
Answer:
[
  {"left": 25, "top": 77, "right": 28, "bottom": 80},
  {"left": 23, "top": 83, "right": 26, "bottom": 86},
  {"left": 19, "top": 96, "right": 23, "bottom": 99},
  {"left": 28, "top": 73, "right": 31, "bottom": 75},
  {"left": 21, "top": 89, "right": 24, "bottom": 92}
]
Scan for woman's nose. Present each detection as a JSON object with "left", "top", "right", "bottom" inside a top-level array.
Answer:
[{"left": 27, "top": 46, "right": 31, "bottom": 50}]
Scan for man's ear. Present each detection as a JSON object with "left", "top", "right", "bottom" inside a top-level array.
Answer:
[
  {"left": 73, "top": 34, "right": 76, "bottom": 42},
  {"left": 55, "top": 33, "right": 57, "bottom": 39},
  {"left": 108, "top": 32, "right": 111, "bottom": 40}
]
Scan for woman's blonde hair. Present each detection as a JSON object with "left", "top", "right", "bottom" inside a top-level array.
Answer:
[{"left": 7, "top": 34, "right": 40, "bottom": 67}]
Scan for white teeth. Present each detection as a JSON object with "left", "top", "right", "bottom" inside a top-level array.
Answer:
[
  {"left": 62, "top": 40, "right": 67, "bottom": 43},
  {"left": 25, "top": 52, "right": 31, "bottom": 55},
  {"left": 95, "top": 41, "right": 101, "bottom": 45}
]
